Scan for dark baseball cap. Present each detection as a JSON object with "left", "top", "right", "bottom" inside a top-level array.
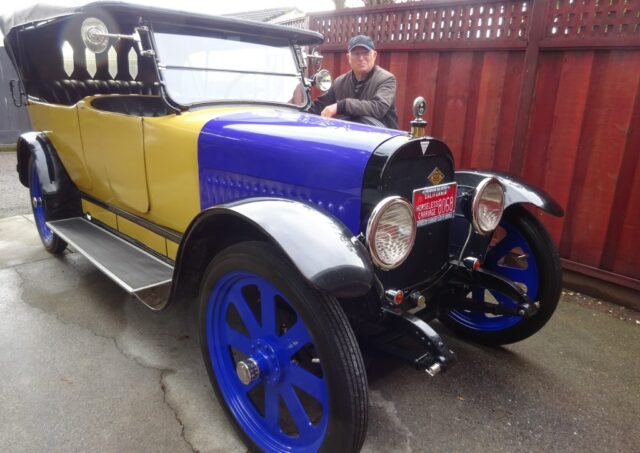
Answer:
[{"left": 348, "top": 35, "right": 375, "bottom": 52}]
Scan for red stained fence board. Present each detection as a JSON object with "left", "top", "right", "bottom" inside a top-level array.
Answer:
[
  {"left": 561, "top": 51, "right": 640, "bottom": 266},
  {"left": 522, "top": 52, "right": 563, "bottom": 190},
  {"left": 388, "top": 51, "right": 410, "bottom": 125},
  {"left": 493, "top": 51, "right": 524, "bottom": 173},
  {"left": 442, "top": 51, "right": 475, "bottom": 164},
  {"left": 468, "top": 51, "right": 509, "bottom": 169},
  {"left": 538, "top": 51, "right": 594, "bottom": 244},
  {"left": 460, "top": 52, "right": 484, "bottom": 168},
  {"left": 610, "top": 153, "right": 640, "bottom": 277},
  {"left": 404, "top": 52, "right": 440, "bottom": 136}
]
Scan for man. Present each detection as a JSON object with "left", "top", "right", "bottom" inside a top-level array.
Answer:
[{"left": 309, "top": 35, "right": 398, "bottom": 129}]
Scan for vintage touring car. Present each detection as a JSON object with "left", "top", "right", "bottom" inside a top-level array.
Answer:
[{"left": 4, "top": 2, "right": 564, "bottom": 451}]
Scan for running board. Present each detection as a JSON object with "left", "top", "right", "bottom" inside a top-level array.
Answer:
[{"left": 47, "top": 217, "right": 173, "bottom": 310}]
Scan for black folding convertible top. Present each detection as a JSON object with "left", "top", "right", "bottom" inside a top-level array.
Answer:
[{"left": 2, "top": 1, "right": 324, "bottom": 45}]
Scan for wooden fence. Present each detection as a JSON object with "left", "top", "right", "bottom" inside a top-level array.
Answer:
[{"left": 309, "top": 0, "right": 640, "bottom": 291}]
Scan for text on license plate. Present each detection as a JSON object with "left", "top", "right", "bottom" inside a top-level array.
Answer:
[{"left": 412, "top": 182, "right": 457, "bottom": 227}]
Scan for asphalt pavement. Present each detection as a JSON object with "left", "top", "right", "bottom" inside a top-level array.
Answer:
[{"left": 1, "top": 151, "right": 639, "bottom": 452}]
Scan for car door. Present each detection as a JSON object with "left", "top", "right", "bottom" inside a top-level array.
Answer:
[{"left": 77, "top": 99, "right": 150, "bottom": 214}]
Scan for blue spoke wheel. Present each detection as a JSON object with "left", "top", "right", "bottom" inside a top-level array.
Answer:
[
  {"left": 28, "top": 156, "right": 67, "bottom": 254},
  {"left": 441, "top": 206, "right": 561, "bottom": 345},
  {"left": 199, "top": 241, "right": 368, "bottom": 452}
]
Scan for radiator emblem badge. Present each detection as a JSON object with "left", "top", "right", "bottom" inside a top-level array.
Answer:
[
  {"left": 420, "top": 140, "right": 430, "bottom": 155},
  {"left": 428, "top": 167, "right": 445, "bottom": 185}
]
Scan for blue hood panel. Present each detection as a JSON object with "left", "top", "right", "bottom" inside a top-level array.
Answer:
[{"left": 197, "top": 109, "right": 405, "bottom": 233}]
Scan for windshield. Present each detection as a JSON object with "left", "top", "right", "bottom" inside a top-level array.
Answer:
[{"left": 154, "top": 33, "right": 305, "bottom": 106}]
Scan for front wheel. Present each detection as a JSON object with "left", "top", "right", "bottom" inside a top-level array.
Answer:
[
  {"left": 440, "top": 206, "right": 562, "bottom": 345},
  {"left": 199, "top": 241, "right": 368, "bottom": 452},
  {"left": 28, "top": 156, "right": 67, "bottom": 254}
]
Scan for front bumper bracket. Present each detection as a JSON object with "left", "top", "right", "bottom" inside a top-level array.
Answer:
[{"left": 377, "top": 306, "right": 457, "bottom": 376}]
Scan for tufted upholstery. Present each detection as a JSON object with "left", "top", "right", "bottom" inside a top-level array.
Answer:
[
  {"left": 90, "top": 95, "right": 170, "bottom": 117},
  {"left": 35, "top": 79, "right": 161, "bottom": 106}
]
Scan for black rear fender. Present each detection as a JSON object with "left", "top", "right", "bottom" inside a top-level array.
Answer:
[
  {"left": 16, "top": 132, "right": 80, "bottom": 217},
  {"left": 17, "top": 132, "right": 64, "bottom": 192}
]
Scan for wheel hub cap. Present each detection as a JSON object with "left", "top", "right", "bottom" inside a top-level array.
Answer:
[
  {"left": 234, "top": 339, "right": 282, "bottom": 385},
  {"left": 236, "top": 358, "right": 260, "bottom": 385},
  {"left": 247, "top": 339, "right": 281, "bottom": 384}
]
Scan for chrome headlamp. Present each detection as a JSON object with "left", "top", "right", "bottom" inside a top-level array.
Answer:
[
  {"left": 471, "top": 177, "right": 505, "bottom": 234},
  {"left": 366, "top": 197, "right": 416, "bottom": 270},
  {"left": 312, "top": 69, "right": 332, "bottom": 92}
]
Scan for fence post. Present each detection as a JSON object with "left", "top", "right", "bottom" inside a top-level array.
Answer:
[{"left": 509, "top": 0, "right": 551, "bottom": 175}]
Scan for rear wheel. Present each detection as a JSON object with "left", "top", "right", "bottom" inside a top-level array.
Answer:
[
  {"left": 440, "top": 207, "right": 562, "bottom": 344},
  {"left": 199, "top": 241, "right": 368, "bottom": 452},
  {"left": 28, "top": 157, "right": 67, "bottom": 254}
]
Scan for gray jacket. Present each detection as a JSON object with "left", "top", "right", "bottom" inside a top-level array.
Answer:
[{"left": 309, "top": 65, "right": 398, "bottom": 129}]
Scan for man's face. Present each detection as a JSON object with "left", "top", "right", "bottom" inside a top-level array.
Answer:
[{"left": 347, "top": 46, "right": 377, "bottom": 79}]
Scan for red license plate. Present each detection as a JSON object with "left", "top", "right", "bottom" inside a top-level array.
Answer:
[{"left": 413, "top": 182, "right": 457, "bottom": 226}]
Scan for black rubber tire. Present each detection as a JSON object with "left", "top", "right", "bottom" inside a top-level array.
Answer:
[
  {"left": 28, "top": 156, "right": 67, "bottom": 254},
  {"left": 439, "top": 206, "right": 562, "bottom": 345},
  {"left": 198, "top": 241, "right": 368, "bottom": 452}
]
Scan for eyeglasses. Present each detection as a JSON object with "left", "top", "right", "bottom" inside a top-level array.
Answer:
[{"left": 349, "top": 49, "right": 373, "bottom": 58}]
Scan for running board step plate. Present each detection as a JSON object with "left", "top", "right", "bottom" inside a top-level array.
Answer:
[{"left": 47, "top": 217, "right": 173, "bottom": 310}]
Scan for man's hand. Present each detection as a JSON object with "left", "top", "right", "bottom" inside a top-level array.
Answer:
[{"left": 321, "top": 103, "right": 338, "bottom": 118}]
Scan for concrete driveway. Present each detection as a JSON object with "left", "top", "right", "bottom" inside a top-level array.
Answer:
[
  {"left": 1, "top": 213, "right": 639, "bottom": 453},
  {"left": 0, "top": 151, "right": 31, "bottom": 219}
]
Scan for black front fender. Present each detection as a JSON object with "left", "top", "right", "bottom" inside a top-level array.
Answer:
[
  {"left": 171, "top": 198, "right": 374, "bottom": 304},
  {"left": 455, "top": 170, "right": 564, "bottom": 217}
]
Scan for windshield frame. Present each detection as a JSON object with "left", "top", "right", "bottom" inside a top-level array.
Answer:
[{"left": 149, "top": 26, "right": 312, "bottom": 111}]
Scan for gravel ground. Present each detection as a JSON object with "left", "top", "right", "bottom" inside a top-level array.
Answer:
[
  {"left": 562, "top": 288, "right": 640, "bottom": 324},
  {"left": 0, "top": 150, "right": 31, "bottom": 219}
]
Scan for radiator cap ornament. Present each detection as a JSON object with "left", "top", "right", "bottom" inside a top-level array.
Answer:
[{"left": 410, "top": 96, "right": 428, "bottom": 138}]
